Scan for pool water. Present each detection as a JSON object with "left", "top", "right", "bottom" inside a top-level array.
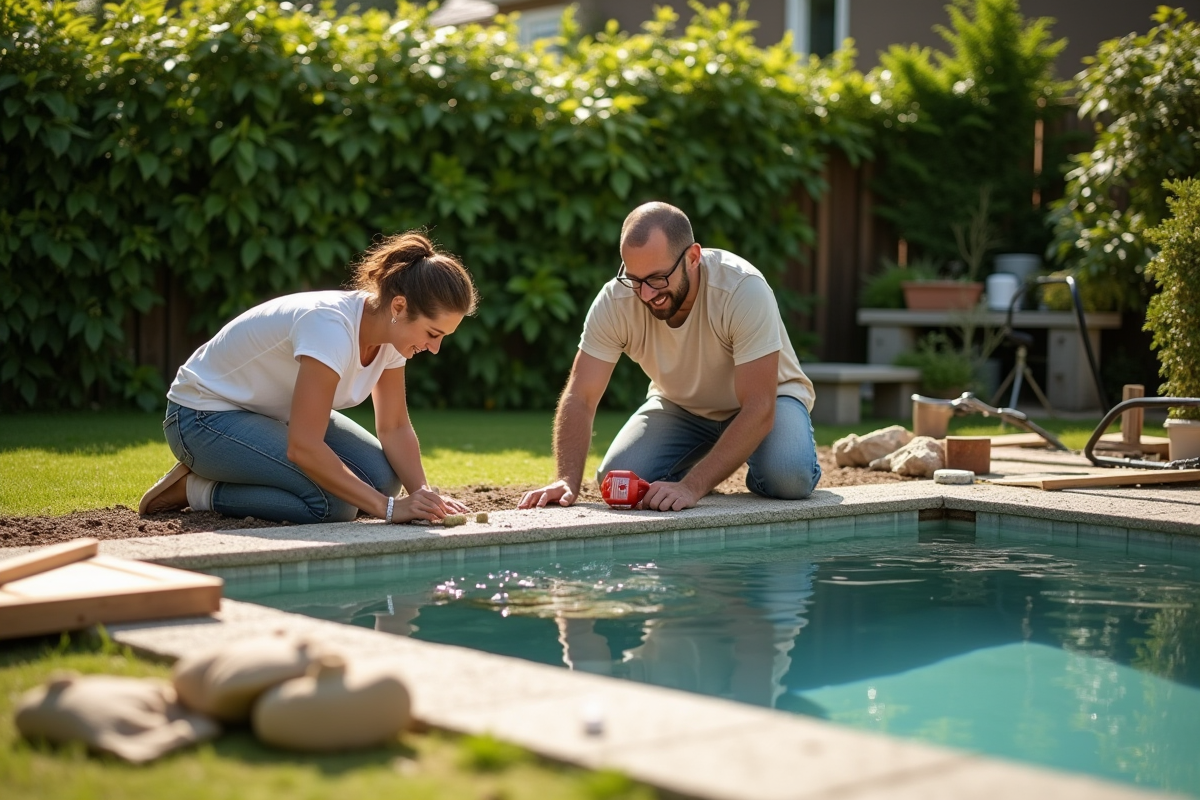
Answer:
[{"left": 218, "top": 522, "right": 1200, "bottom": 795}]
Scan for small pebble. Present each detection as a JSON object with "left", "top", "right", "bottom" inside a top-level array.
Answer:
[
  {"left": 934, "top": 469, "right": 975, "bottom": 485},
  {"left": 475, "top": 512, "right": 489, "bottom": 524},
  {"left": 442, "top": 514, "right": 467, "bottom": 527},
  {"left": 244, "top": 516, "right": 255, "bottom": 522}
]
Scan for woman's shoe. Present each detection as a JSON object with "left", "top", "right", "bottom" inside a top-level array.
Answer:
[{"left": 139, "top": 462, "right": 191, "bottom": 515}]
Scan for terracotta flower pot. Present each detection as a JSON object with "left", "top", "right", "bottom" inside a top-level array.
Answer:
[{"left": 901, "top": 280, "right": 984, "bottom": 311}]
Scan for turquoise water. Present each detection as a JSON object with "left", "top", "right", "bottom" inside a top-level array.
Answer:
[{"left": 217, "top": 522, "right": 1200, "bottom": 795}]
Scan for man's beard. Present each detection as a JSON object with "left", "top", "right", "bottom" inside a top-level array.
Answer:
[{"left": 643, "top": 267, "right": 690, "bottom": 321}]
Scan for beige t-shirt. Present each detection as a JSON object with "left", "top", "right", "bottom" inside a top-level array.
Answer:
[{"left": 579, "top": 248, "right": 815, "bottom": 421}]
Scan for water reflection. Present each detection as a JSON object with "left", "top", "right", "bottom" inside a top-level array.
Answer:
[{"left": 234, "top": 537, "right": 1200, "bottom": 794}]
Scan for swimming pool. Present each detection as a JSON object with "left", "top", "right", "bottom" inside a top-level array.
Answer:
[{"left": 215, "top": 516, "right": 1200, "bottom": 795}]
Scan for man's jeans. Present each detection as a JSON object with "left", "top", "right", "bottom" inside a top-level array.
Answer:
[
  {"left": 596, "top": 396, "right": 822, "bottom": 499},
  {"left": 163, "top": 401, "right": 400, "bottom": 524}
]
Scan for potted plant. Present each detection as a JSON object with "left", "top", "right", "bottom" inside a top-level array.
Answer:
[
  {"left": 902, "top": 186, "right": 1000, "bottom": 310},
  {"left": 860, "top": 257, "right": 937, "bottom": 309},
  {"left": 1144, "top": 178, "right": 1200, "bottom": 460}
]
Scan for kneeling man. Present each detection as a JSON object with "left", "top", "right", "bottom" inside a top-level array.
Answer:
[{"left": 520, "top": 202, "right": 821, "bottom": 512}]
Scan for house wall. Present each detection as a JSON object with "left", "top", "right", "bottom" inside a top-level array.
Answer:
[{"left": 850, "top": 0, "right": 1200, "bottom": 75}]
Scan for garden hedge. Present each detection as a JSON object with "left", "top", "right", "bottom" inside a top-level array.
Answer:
[{"left": 0, "top": 0, "right": 872, "bottom": 411}]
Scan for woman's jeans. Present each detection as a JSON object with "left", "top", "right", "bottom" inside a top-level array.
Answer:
[
  {"left": 162, "top": 401, "right": 400, "bottom": 524},
  {"left": 596, "top": 396, "right": 822, "bottom": 500}
]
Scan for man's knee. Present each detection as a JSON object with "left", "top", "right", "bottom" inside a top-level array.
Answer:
[{"left": 748, "top": 462, "right": 821, "bottom": 500}]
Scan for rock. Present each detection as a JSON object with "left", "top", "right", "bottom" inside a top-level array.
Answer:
[
  {"left": 869, "top": 436, "right": 945, "bottom": 477},
  {"left": 442, "top": 514, "right": 467, "bottom": 527},
  {"left": 833, "top": 425, "right": 914, "bottom": 467}
]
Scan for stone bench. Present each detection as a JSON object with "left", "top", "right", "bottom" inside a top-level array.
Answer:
[{"left": 804, "top": 363, "right": 922, "bottom": 425}]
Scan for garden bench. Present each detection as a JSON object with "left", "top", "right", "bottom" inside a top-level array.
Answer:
[{"left": 804, "top": 363, "right": 922, "bottom": 425}]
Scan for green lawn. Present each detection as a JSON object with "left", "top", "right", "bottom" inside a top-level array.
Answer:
[
  {"left": 0, "top": 634, "right": 653, "bottom": 800},
  {"left": 0, "top": 407, "right": 1133, "bottom": 517}
]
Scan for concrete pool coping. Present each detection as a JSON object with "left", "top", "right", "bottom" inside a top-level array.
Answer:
[{"left": 7, "top": 481, "right": 1199, "bottom": 799}]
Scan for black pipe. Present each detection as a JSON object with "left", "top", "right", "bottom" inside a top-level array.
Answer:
[{"left": 1083, "top": 397, "right": 1200, "bottom": 469}]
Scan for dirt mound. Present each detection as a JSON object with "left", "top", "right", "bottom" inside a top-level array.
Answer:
[{"left": 0, "top": 448, "right": 910, "bottom": 548}]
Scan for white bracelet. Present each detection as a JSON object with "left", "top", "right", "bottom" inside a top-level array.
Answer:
[{"left": 385, "top": 496, "right": 395, "bottom": 524}]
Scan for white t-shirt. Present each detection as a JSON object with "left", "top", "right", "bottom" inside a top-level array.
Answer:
[
  {"left": 579, "top": 248, "right": 814, "bottom": 421},
  {"left": 167, "top": 290, "right": 406, "bottom": 422}
]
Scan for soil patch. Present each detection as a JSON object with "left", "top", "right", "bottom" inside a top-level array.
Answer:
[{"left": 0, "top": 447, "right": 911, "bottom": 548}]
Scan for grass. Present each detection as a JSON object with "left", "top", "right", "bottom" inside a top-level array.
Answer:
[
  {"left": 0, "top": 406, "right": 1144, "bottom": 517},
  {"left": 0, "top": 633, "right": 654, "bottom": 800}
]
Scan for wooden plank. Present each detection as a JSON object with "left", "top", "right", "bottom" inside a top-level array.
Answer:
[
  {"left": 0, "top": 556, "right": 223, "bottom": 640},
  {"left": 1098, "top": 432, "right": 1170, "bottom": 456},
  {"left": 0, "top": 539, "right": 98, "bottom": 585},
  {"left": 988, "top": 433, "right": 1053, "bottom": 448},
  {"left": 985, "top": 469, "right": 1200, "bottom": 490}
]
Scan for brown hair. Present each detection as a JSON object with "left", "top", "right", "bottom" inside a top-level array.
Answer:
[
  {"left": 351, "top": 231, "right": 478, "bottom": 319},
  {"left": 620, "top": 202, "right": 695, "bottom": 254}
]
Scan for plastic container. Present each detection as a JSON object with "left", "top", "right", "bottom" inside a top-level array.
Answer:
[
  {"left": 993, "top": 254, "right": 1040, "bottom": 282},
  {"left": 1164, "top": 418, "right": 1200, "bottom": 461},
  {"left": 986, "top": 272, "right": 1021, "bottom": 312}
]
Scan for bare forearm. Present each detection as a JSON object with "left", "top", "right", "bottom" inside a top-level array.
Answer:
[
  {"left": 378, "top": 425, "right": 428, "bottom": 494},
  {"left": 289, "top": 441, "right": 389, "bottom": 518},
  {"left": 680, "top": 405, "right": 774, "bottom": 497},
  {"left": 554, "top": 391, "right": 597, "bottom": 494}
]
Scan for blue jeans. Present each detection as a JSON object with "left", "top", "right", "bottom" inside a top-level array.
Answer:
[
  {"left": 596, "top": 396, "right": 822, "bottom": 500},
  {"left": 162, "top": 401, "right": 400, "bottom": 524}
]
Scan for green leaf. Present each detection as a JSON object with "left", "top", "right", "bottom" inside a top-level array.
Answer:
[
  {"left": 203, "top": 194, "right": 227, "bottom": 221},
  {"left": 241, "top": 238, "right": 262, "bottom": 270},
  {"left": 209, "top": 133, "right": 234, "bottom": 164},
  {"left": 0, "top": 75, "right": 18, "bottom": 93},
  {"left": 609, "top": 169, "right": 631, "bottom": 199},
  {"left": 47, "top": 240, "right": 72, "bottom": 269},
  {"left": 83, "top": 317, "right": 105, "bottom": 351},
  {"left": 44, "top": 125, "right": 70, "bottom": 157},
  {"left": 135, "top": 152, "right": 160, "bottom": 181}
]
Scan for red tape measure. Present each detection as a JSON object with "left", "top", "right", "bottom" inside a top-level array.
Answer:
[{"left": 600, "top": 470, "right": 649, "bottom": 509}]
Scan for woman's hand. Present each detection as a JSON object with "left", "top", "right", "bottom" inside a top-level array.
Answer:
[
  {"left": 390, "top": 487, "right": 451, "bottom": 523},
  {"left": 389, "top": 486, "right": 471, "bottom": 523}
]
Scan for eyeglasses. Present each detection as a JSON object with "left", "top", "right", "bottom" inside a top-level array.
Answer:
[{"left": 616, "top": 243, "right": 694, "bottom": 291}]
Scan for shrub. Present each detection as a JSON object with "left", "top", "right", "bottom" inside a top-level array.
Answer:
[
  {"left": 871, "top": 0, "right": 1065, "bottom": 266},
  {"left": 895, "top": 332, "right": 977, "bottom": 396},
  {"left": 0, "top": 0, "right": 871, "bottom": 411},
  {"left": 1047, "top": 7, "right": 1200, "bottom": 312},
  {"left": 1143, "top": 179, "right": 1200, "bottom": 421}
]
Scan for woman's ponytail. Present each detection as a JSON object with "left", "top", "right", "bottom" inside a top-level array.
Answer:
[{"left": 351, "top": 231, "right": 478, "bottom": 319}]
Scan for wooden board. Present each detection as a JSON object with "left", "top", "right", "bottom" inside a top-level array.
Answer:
[
  {"left": 984, "top": 469, "right": 1200, "bottom": 491},
  {"left": 0, "top": 555, "right": 222, "bottom": 640},
  {"left": 1097, "top": 432, "right": 1170, "bottom": 456},
  {"left": 0, "top": 538, "right": 97, "bottom": 585}
]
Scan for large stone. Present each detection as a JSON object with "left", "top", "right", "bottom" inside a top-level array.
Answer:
[
  {"left": 869, "top": 436, "right": 945, "bottom": 477},
  {"left": 832, "top": 425, "right": 914, "bottom": 468}
]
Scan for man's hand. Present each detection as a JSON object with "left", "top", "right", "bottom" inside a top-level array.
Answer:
[
  {"left": 518, "top": 480, "right": 577, "bottom": 509},
  {"left": 639, "top": 480, "right": 700, "bottom": 512}
]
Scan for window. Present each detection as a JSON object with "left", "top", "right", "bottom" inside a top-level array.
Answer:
[
  {"left": 516, "top": 5, "right": 566, "bottom": 47},
  {"left": 785, "top": 0, "right": 850, "bottom": 58}
]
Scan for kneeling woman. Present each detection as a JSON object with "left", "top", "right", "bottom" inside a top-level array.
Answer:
[{"left": 139, "top": 231, "right": 476, "bottom": 524}]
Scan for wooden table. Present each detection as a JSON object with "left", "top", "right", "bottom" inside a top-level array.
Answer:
[{"left": 856, "top": 308, "right": 1122, "bottom": 411}]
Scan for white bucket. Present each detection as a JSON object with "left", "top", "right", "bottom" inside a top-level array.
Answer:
[
  {"left": 993, "top": 253, "right": 1040, "bottom": 282},
  {"left": 986, "top": 272, "right": 1021, "bottom": 311}
]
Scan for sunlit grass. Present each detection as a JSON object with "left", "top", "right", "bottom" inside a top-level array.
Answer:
[
  {"left": 1, "top": 407, "right": 1148, "bottom": 517},
  {"left": 0, "top": 634, "right": 654, "bottom": 800}
]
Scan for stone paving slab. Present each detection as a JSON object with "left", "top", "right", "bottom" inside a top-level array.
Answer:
[{"left": 107, "top": 599, "right": 1179, "bottom": 800}]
